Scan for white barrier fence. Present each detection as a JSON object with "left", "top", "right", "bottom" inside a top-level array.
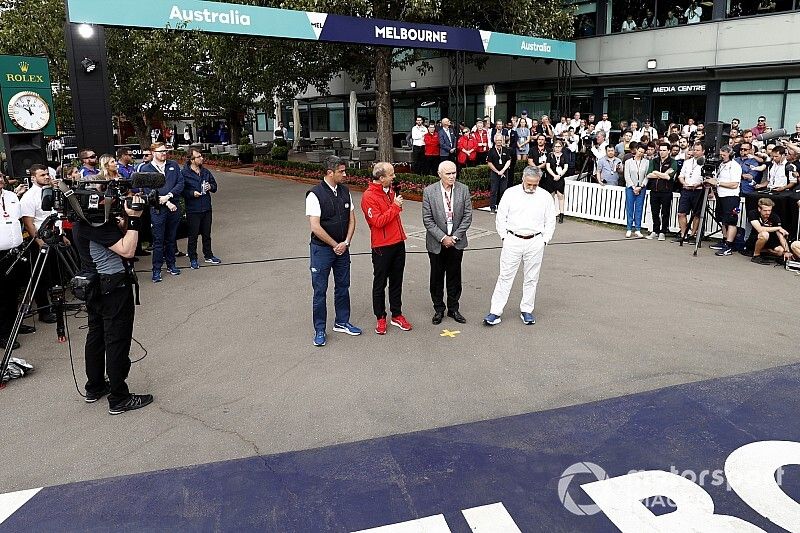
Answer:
[{"left": 563, "top": 179, "right": 747, "bottom": 234}]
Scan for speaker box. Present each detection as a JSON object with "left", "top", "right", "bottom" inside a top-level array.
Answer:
[
  {"left": 2, "top": 131, "right": 46, "bottom": 177},
  {"left": 703, "top": 122, "right": 729, "bottom": 155}
]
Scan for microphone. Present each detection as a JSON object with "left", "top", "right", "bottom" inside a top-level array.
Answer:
[
  {"left": 756, "top": 128, "right": 787, "bottom": 142},
  {"left": 696, "top": 156, "right": 705, "bottom": 166},
  {"left": 131, "top": 172, "right": 166, "bottom": 189},
  {"left": 392, "top": 181, "right": 402, "bottom": 196}
]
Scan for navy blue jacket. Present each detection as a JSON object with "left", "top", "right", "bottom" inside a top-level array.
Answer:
[
  {"left": 139, "top": 159, "right": 184, "bottom": 198},
  {"left": 181, "top": 163, "right": 218, "bottom": 213},
  {"left": 438, "top": 127, "right": 455, "bottom": 157}
]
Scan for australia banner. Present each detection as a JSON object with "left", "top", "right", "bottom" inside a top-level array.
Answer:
[{"left": 65, "top": 0, "right": 576, "bottom": 61}]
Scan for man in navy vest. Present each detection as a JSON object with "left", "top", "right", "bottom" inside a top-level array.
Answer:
[
  {"left": 140, "top": 142, "right": 184, "bottom": 283},
  {"left": 305, "top": 156, "right": 361, "bottom": 347}
]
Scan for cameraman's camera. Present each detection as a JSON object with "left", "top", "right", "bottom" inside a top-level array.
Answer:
[{"left": 702, "top": 155, "right": 721, "bottom": 178}]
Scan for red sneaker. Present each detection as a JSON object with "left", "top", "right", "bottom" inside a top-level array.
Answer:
[
  {"left": 390, "top": 315, "right": 413, "bottom": 331},
  {"left": 375, "top": 317, "right": 387, "bottom": 335}
]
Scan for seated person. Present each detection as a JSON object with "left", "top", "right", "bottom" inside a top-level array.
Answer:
[{"left": 748, "top": 197, "right": 790, "bottom": 264}]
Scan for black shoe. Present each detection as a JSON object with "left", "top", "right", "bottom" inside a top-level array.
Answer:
[
  {"left": 38, "top": 313, "right": 57, "bottom": 324},
  {"left": 175, "top": 251, "right": 187, "bottom": 258},
  {"left": 131, "top": 257, "right": 140, "bottom": 263},
  {"left": 558, "top": 213, "right": 564, "bottom": 224},
  {"left": 0, "top": 337, "right": 20, "bottom": 350},
  {"left": 144, "top": 245, "right": 154, "bottom": 252},
  {"left": 18, "top": 324, "right": 36, "bottom": 334},
  {"left": 135, "top": 249, "right": 151, "bottom": 257},
  {"left": 751, "top": 255, "right": 771, "bottom": 265},
  {"left": 85, "top": 381, "right": 111, "bottom": 403},
  {"left": 108, "top": 394, "right": 154, "bottom": 415},
  {"left": 447, "top": 310, "right": 467, "bottom": 324},
  {"left": 432, "top": 311, "right": 444, "bottom": 325}
]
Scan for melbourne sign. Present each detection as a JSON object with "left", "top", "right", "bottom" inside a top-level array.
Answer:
[{"left": 65, "top": 0, "right": 576, "bottom": 61}]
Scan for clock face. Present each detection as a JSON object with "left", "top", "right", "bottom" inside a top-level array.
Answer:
[{"left": 7, "top": 91, "right": 51, "bottom": 131}]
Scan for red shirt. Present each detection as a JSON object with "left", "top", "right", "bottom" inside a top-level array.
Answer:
[
  {"left": 474, "top": 129, "right": 489, "bottom": 152},
  {"left": 457, "top": 135, "right": 477, "bottom": 164},
  {"left": 361, "top": 181, "right": 407, "bottom": 248},
  {"left": 423, "top": 132, "right": 440, "bottom": 156}
]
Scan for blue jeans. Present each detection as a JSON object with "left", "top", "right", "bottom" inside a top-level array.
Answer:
[
  {"left": 151, "top": 207, "right": 181, "bottom": 270},
  {"left": 625, "top": 187, "right": 646, "bottom": 231},
  {"left": 310, "top": 243, "right": 351, "bottom": 332}
]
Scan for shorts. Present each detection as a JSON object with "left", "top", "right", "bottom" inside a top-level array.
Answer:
[
  {"left": 678, "top": 189, "right": 703, "bottom": 215},
  {"left": 715, "top": 196, "right": 740, "bottom": 226}
]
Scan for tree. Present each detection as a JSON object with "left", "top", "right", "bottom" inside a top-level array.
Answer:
[{"left": 286, "top": 0, "right": 575, "bottom": 161}]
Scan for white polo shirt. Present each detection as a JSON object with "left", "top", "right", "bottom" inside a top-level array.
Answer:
[
  {"left": 0, "top": 189, "right": 24, "bottom": 250},
  {"left": 679, "top": 158, "right": 703, "bottom": 187},
  {"left": 411, "top": 125, "right": 427, "bottom": 147},
  {"left": 715, "top": 160, "right": 742, "bottom": 197},
  {"left": 19, "top": 183, "right": 56, "bottom": 230}
]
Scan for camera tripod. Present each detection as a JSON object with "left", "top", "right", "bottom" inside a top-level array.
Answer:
[
  {"left": 1, "top": 214, "right": 80, "bottom": 386},
  {"left": 578, "top": 149, "right": 597, "bottom": 182},
  {"left": 676, "top": 184, "right": 724, "bottom": 256}
]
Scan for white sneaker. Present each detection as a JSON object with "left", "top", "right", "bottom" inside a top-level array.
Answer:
[
  {"left": 658, "top": 233, "right": 666, "bottom": 241},
  {"left": 634, "top": 231, "right": 643, "bottom": 238},
  {"left": 645, "top": 232, "right": 656, "bottom": 240},
  {"left": 625, "top": 230, "right": 632, "bottom": 238}
]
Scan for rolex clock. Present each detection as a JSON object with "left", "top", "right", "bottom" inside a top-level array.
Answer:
[{"left": 7, "top": 90, "right": 50, "bottom": 131}]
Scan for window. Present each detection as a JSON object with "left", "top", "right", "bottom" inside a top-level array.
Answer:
[
  {"left": 726, "top": 0, "right": 796, "bottom": 18},
  {"left": 570, "top": 0, "right": 597, "bottom": 37},
  {"left": 515, "top": 91, "right": 552, "bottom": 121},
  {"left": 721, "top": 79, "right": 785, "bottom": 93},
  {"left": 358, "top": 101, "right": 377, "bottom": 132},
  {"left": 608, "top": 0, "right": 710, "bottom": 33},
  {"left": 310, "top": 104, "right": 329, "bottom": 131},
  {"left": 308, "top": 102, "right": 347, "bottom": 132},
  {"left": 719, "top": 94, "right": 784, "bottom": 129},
  {"left": 255, "top": 113, "right": 268, "bottom": 132},
  {"left": 783, "top": 93, "right": 800, "bottom": 130}
]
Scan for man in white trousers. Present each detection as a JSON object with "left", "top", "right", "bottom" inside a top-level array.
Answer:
[{"left": 484, "top": 166, "right": 556, "bottom": 326}]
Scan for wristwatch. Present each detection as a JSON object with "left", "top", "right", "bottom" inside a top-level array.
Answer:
[{"left": 343, "top": 240, "right": 350, "bottom": 247}]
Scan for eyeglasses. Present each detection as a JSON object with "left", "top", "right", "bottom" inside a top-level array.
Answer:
[
  {"left": 84, "top": 154, "right": 96, "bottom": 159},
  {"left": 154, "top": 150, "right": 170, "bottom": 153}
]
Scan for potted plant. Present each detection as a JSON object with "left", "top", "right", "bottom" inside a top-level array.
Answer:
[
  {"left": 238, "top": 142, "right": 254, "bottom": 164},
  {"left": 271, "top": 138, "right": 289, "bottom": 160}
]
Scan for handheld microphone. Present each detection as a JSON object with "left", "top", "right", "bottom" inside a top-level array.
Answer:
[
  {"left": 756, "top": 128, "right": 787, "bottom": 142},
  {"left": 392, "top": 181, "right": 402, "bottom": 196}
]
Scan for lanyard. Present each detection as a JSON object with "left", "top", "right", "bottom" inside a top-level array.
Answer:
[
  {"left": 443, "top": 187, "right": 452, "bottom": 212},
  {"left": 1, "top": 193, "right": 9, "bottom": 218}
]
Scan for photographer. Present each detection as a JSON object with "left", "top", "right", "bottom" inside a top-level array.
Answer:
[
  {"left": 706, "top": 146, "right": 742, "bottom": 256},
  {"left": 73, "top": 195, "right": 152, "bottom": 414}
]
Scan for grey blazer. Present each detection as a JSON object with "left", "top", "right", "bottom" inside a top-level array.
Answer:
[{"left": 422, "top": 181, "right": 473, "bottom": 254}]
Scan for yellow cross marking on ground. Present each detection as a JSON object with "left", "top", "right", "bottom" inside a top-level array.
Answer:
[{"left": 440, "top": 329, "right": 461, "bottom": 338}]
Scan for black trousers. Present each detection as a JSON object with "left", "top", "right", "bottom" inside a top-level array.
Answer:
[
  {"left": 28, "top": 244, "right": 59, "bottom": 316},
  {"left": 412, "top": 145, "right": 425, "bottom": 174},
  {"left": 490, "top": 172, "right": 508, "bottom": 210},
  {"left": 85, "top": 283, "right": 135, "bottom": 405},
  {"left": 649, "top": 191, "right": 673, "bottom": 234},
  {"left": 428, "top": 246, "right": 463, "bottom": 313},
  {"left": 0, "top": 252, "right": 22, "bottom": 338},
  {"left": 371, "top": 242, "right": 405, "bottom": 318},
  {"left": 186, "top": 210, "right": 213, "bottom": 260},
  {"left": 425, "top": 155, "right": 439, "bottom": 176}
]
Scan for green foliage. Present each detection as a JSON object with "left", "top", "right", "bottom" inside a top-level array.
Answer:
[
  {"left": 270, "top": 145, "right": 289, "bottom": 160},
  {"left": 238, "top": 144, "right": 254, "bottom": 155}
]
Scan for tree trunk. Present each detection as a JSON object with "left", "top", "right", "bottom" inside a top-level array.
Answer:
[
  {"left": 374, "top": 47, "right": 394, "bottom": 163},
  {"left": 228, "top": 110, "right": 243, "bottom": 145},
  {"left": 133, "top": 111, "right": 150, "bottom": 150}
]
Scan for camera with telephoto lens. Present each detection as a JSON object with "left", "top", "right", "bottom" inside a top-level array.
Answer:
[
  {"left": 701, "top": 155, "right": 721, "bottom": 178},
  {"left": 41, "top": 172, "right": 165, "bottom": 225}
]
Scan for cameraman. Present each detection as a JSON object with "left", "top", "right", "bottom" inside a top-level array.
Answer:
[
  {"left": 705, "top": 146, "right": 742, "bottom": 256},
  {"left": 73, "top": 195, "right": 153, "bottom": 414}
]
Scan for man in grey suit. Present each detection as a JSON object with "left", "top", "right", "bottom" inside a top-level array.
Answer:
[{"left": 422, "top": 160, "right": 473, "bottom": 324}]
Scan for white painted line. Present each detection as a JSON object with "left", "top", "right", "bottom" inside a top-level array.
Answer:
[
  {"left": 462, "top": 502, "right": 522, "bottom": 532},
  {"left": 0, "top": 488, "right": 42, "bottom": 525},
  {"left": 352, "top": 514, "right": 452, "bottom": 532}
]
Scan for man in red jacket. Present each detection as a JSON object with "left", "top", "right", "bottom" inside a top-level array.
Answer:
[{"left": 361, "top": 162, "right": 413, "bottom": 335}]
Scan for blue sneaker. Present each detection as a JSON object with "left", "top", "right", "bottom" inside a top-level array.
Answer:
[
  {"left": 190, "top": 259, "right": 200, "bottom": 270},
  {"left": 167, "top": 265, "right": 181, "bottom": 276},
  {"left": 204, "top": 256, "right": 221, "bottom": 264},
  {"left": 152, "top": 270, "right": 162, "bottom": 283},
  {"left": 333, "top": 322, "right": 362, "bottom": 336},
  {"left": 483, "top": 313, "right": 501, "bottom": 326},
  {"left": 520, "top": 312, "right": 536, "bottom": 325},
  {"left": 313, "top": 330, "right": 326, "bottom": 346}
]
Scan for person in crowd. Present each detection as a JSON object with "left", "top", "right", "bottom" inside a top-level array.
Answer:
[
  {"left": 544, "top": 140, "right": 569, "bottom": 224},
  {"left": 685, "top": 1, "right": 703, "bottom": 23},
  {"left": 487, "top": 134, "right": 512, "bottom": 214},
  {"left": 630, "top": 121, "right": 642, "bottom": 142},
  {"left": 596, "top": 113, "right": 612, "bottom": 135},
  {"left": 555, "top": 116, "right": 570, "bottom": 136},
  {"left": 474, "top": 119, "right": 489, "bottom": 165},
  {"left": 590, "top": 131, "right": 609, "bottom": 160},
  {"left": 569, "top": 112, "right": 582, "bottom": 130},
  {"left": 704, "top": 146, "right": 743, "bottom": 256},
  {"left": 274, "top": 121, "right": 288, "bottom": 139},
  {"left": 751, "top": 116, "right": 768, "bottom": 138},
  {"left": 182, "top": 125, "right": 194, "bottom": 145},
  {"left": 764, "top": 145, "right": 797, "bottom": 191},
  {"left": 645, "top": 143, "right": 677, "bottom": 240},
  {"left": 561, "top": 127, "right": 579, "bottom": 154},
  {"left": 181, "top": 148, "right": 221, "bottom": 270},
  {"left": 681, "top": 118, "right": 697, "bottom": 138},
  {"left": 748, "top": 198, "right": 790, "bottom": 264},
  {"left": 642, "top": 119, "right": 658, "bottom": 141},
  {"left": 0, "top": 173, "right": 30, "bottom": 350},
  {"left": 140, "top": 142, "right": 184, "bottom": 283},
  {"left": 438, "top": 117, "right": 456, "bottom": 164},
  {"left": 757, "top": 0, "right": 777, "bottom": 14},
  {"left": 789, "top": 123, "right": 800, "bottom": 143},
  {"left": 361, "top": 162, "right": 412, "bottom": 335},
  {"left": 20, "top": 164, "right": 63, "bottom": 324},
  {"left": 97, "top": 154, "right": 120, "bottom": 181},
  {"left": 135, "top": 149, "right": 153, "bottom": 172},
  {"left": 641, "top": 8, "right": 659, "bottom": 28},
  {"left": 116, "top": 148, "right": 135, "bottom": 180},
  {"left": 529, "top": 135, "right": 550, "bottom": 174},
  {"left": 621, "top": 14, "right": 637, "bottom": 32},
  {"left": 622, "top": 140, "right": 639, "bottom": 163},
  {"left": 665, "top": 10, "right": 680, "bottom": 26},
  {"left": 78, "top": 149, "right": 99, "bottom": 179},
  {"left": 519, "top": 110, "right": 532, "bottom": 129},
  {"left": 676, "top": 137, "right": 691, "bottom": 160},
  {"left": 623, "top": 144, "right": 649, "bottom": 238},
  {"left": 736, "top": 142, "right": 766, "bottom": 242},
  {"left": 422, "top": 160, "right": 472, "bottom": 325},
  {"left": 615, "top": 130, "right": 632, "bottom": 157},
  {"left": 305, "top": 156, "right": 359, "bottom": 347},
  {"left": 644, "top": 141, "right": 657, "bottom": 160},
  {"left": 596, "top": 145, "right": 623, "bottom": 186},
  {"left": 72, "top": 184, "right": 151, "bottom": 414},
  {"left": 515, "top": 119, "right": 531, "bottom": 161},
  {"left": 507, "top": 118, "right": 519, "bottom": 151},
  {"left": 489, "top": 119, "right": 508, "bottom": 148},
  {"left": 410, "top": 116, "right": 427, "bottom": 174},
  {"left": 423, "top": 123, "right": 440, "bottom": 176},
  {"left": 484, "top": 166, "right": 556, "bottom": 327},
  {"left": 675, "top": 142, "right": 706, "bottom": 242},
  {"left": 456, "top": 126, "right": 476, "bottom": 171},
  {"left": 540, "top": 115, "right": 555, "bottom": 141}
]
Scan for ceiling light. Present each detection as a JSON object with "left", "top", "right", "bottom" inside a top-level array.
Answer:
[{"left": 77, "top": 24, "right": 94, "bottom": 39}]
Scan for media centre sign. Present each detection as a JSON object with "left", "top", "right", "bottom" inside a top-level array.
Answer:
[
  {"left": 66, "top": 0, "right": 576, "bottom": 61},
  {"left": 652, "top": 83, "right": 707, "bottom": 94}
]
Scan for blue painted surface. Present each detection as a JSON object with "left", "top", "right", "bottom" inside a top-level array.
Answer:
[{"left": 3, "top": 364, "right": 800, "bottom": 532}]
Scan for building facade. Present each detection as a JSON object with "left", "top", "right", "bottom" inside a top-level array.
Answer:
[{"left": 253, "top": 1, "right": 800, "bottom": 143}]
